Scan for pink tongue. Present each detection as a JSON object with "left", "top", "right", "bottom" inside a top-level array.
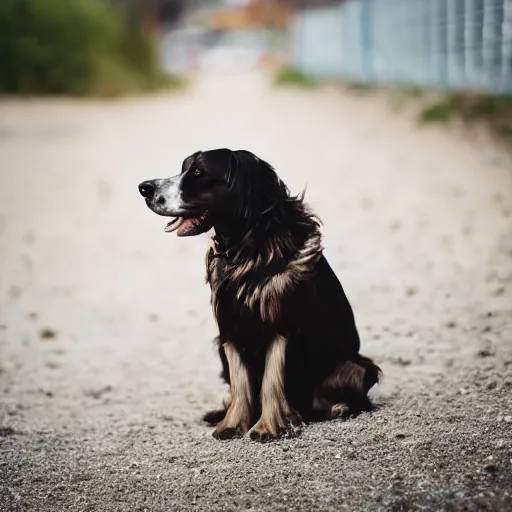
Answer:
[{"left": 176, "top": 218, "right": 196, "bottom": 236}]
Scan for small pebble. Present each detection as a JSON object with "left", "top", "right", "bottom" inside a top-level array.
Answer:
[
  {"left": 39, "top": 328, "right": 58, "bottom": 340},
  {"left": 406, "top": 287, "right": 418, "bottom": 296},
  {"left": 0, "top": 426, "right": 16, "bottom": 437}
]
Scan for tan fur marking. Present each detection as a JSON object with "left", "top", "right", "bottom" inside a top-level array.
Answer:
[
  {"left": 262, "top": 335, "right": 287, "bottom": 424},
  {"left": 213, "top": 342, "right": 252, "bottom": 438},
  {"left": 207, "top": 225, "right": 322, "bottom": 326},
  {"left": 232, "top": 259, "right": 254, "bottom": 280},
  {"left": 287, "top": 233, "right": 322, "bottom": 276},
  {"left": 259, "top": 273, "right": 292, "bottom": 323},
  {"left": 250, "top": 335, "right": 303, "bottom": 440},
  {"left": 249, "top": 233, "right": 322, "bottom": 319},
  {"left": 236, "top": 282, "right": 247, "bottom": 301},
  {"left": 245, "top": 285, "right": 261, "bottom": 310},
  {"left": 222, "top": 388, "right": 232, "bottom": 409},
  {"left": 331, "top": 403, "right": 351, "bottom": 419}
]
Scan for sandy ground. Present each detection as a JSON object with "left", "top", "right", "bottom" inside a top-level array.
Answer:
[{"left": 1, "top": 73, "right": 512, "bottom": 512}]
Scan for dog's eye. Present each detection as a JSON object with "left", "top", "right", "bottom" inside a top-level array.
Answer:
[{"left": 194, "top": 169, "right": 202, "bottom": 177}]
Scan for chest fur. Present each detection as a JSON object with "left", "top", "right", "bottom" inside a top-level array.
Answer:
[{"left": 206, "top": 232, "right": 322, "bottom": 327}]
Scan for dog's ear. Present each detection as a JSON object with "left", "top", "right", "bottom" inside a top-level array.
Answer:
[
  {"left": 228, "top": 150, "right": 289, "bottom": 225},
  {"left": 182, "top": 151, "right": 202, "bottom": 173}
]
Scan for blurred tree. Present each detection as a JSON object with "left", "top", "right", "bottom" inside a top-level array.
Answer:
[
  {"left": 0, "top": 0, "right": 179, "bottom": 95},
  {"left": 110, "top": 0, "right": 186, "bottom": 31}
]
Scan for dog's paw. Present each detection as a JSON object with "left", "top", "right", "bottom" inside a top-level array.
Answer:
[
  {"left": 249, "top": 414, "right": 304, "bottom": 443},
  {"left": 202, "top": 409, "right": 227, "bottom": 426},
  {"left": 330, "top": 403, "right": 352, "bottom": 420},
  {"left": 212, "top": 424, "right": 247, "bottom": 440}
]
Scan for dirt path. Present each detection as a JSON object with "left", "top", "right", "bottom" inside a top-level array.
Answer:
[{"left": 1, "top": 73, "right": 512, "bottom": 511}]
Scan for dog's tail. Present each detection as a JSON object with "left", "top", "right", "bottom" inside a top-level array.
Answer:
[
  {"left": 354, "top": 354, "right": 382, "bottom": 394},
  {"left": 319, "top": 354, "right": 381, "bottom": 405}
]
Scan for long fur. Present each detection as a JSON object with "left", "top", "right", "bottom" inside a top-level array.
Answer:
[
  {"left": 201, "top": 150, "right": 381, "bottom": 440},
  {"left": 140, "top": 148, "right": 380, "bottom": 440}
]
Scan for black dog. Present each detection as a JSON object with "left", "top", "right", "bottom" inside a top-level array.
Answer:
[{"left": 139, "top": 149, "right": 380, "bottom": 441}]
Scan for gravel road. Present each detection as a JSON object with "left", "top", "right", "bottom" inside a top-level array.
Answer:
[{"left": 1, "top": 73, "right": 512, "bottom": 511}]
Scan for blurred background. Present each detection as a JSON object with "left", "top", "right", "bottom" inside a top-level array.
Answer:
[
  {"left": 3, "top": 0, "right": 512, "bottom": 92},
  {"left": 1, "top": 2, "right": 512, "bottom": 510}
]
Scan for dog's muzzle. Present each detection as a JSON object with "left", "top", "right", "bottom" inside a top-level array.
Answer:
[{"left": 138, "top": 175, "right": 184, "bottom": 215}]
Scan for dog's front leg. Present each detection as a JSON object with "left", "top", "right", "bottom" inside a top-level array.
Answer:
[
  {"left": 212, "top": 342, "right": 252, "bottom": 440},
  {"left": 250, "top": 335, "right": 304, "bottom": 442}
]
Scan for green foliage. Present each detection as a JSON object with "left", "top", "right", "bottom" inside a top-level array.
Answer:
[
  {"left": 273, "top": 66, "right": 319, "bottom": 89},
  {"left": 398, "top": 85, "right": 425, "bottom": 99},
  {"left": 463, "top": 95, "right": 512, "bottom": 120},
  {"left": 418, "top": 95, "right": 463, "bottom": 124},
  {"left": 497, "top": 123, "right": 512, "bottom": 138},
  {"left": 418, "top": 92, "right": 512, "bottom": 142},
  {"left": 0, "top": 0, "right": 181, "bottom": 96},
  {"left": 344, "top": 81, "right": 374, "bottom": 93}
]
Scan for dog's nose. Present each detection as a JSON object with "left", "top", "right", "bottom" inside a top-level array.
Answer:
[{"left": 139, "top": 181, "right": 156, "bottom": 199}]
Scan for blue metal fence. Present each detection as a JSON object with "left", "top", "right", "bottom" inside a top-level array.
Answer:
[{"left": 290, "top": 0, "right": 512, "bottom": 93}]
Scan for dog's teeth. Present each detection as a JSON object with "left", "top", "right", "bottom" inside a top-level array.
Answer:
[{"left": 165, "top": 217, "right": 184, "bottom": 233}]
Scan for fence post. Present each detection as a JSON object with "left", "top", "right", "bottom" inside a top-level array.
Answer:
[
  {"left": 437, "top": 0, "right": 449, "bottom": 87},
  {"left": 429, "top": 0, "right": 449, "bottom": 88},
  {"left": 483, "top": 0, "right": 505, "bottom": 92},
  {"left": 465, "top": 0, "right": 483, "bottom": 89},
  {"left": 504, "top": 0, "right": 512, "bottom": 92},
  {"left": 361, "top": 0, "right": 374, "bottom": 83},
  {"left": 446, "top": 0, "right": 466, "bottom": 89}
]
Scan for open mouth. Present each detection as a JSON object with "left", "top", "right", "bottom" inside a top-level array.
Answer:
[{"left": 164, "top": 211, "right": 210, "bottom": 237}]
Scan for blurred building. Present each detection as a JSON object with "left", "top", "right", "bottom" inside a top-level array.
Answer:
[
  {"left": 289, "top": 0, "right": 512, "bottom": 94},
  {"left": 157, "top": 0, "right": 294, "bottom": 73},
  {"left": 210, "top": 0, "right": 294, "bottom": 31},
  {"left": 295, "top": 0, "right": 340, "bottom": 6},
  {"left": 111, "top": 0, "right": 295, "bottom": 32}
]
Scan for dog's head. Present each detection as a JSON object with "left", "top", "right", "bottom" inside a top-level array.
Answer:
[{"left": 139, "top": 149, "right": 289, "bottom": 237}]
